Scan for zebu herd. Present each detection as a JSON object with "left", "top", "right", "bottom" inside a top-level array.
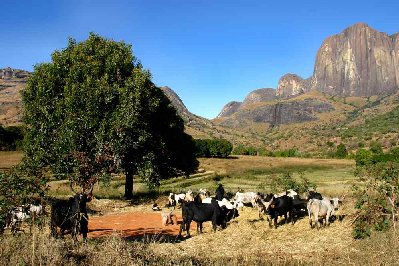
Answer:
[
  {"left": 2, "top": 182, "right": 342, "bottom": 241},
  {"left": 167, "top": 186, "right": 343, "bottom": 238}
]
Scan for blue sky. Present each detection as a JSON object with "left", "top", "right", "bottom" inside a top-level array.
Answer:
[{"left": 1, "top": 0, "right": 398, "bottom": 119}]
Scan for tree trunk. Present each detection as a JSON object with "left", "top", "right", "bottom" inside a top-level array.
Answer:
[{"left": 124, "top": 169, "right": 133, "bottom": 199}]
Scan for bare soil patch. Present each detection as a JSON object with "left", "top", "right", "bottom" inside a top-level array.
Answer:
[{"left": 88, "top": 211, "right": 182, "bottom": 239}]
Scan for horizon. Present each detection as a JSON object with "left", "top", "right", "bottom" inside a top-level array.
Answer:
[{"left": 1, "top": 0, "right": 399, "bottom": 119}]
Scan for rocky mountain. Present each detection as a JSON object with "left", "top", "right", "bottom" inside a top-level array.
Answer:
[
  {"left": 216, "top": 23, "right": 399, "bottom": 126},
  {"left": 160, "top": 86, "right": 196, "bottom": 122},
  {"left": 217, "top": 88, "right": 276, "bottom": 118},
  {"left": 217, "top": 101, "right": 242, "bottom": 118},
  {"left": 276, "top": 74, "right": 310, "bottom": 98},
  {"left": 0, "top": 67, "right": 30, "bottom": 125},
  {"left": 311, "top": 23, "right": 399, "bottom": 97}
]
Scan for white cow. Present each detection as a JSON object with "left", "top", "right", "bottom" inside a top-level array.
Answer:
[
  {"left": 307, "top": 197, "right": 340, "bottom": 229},
  {"left": 233, "top": 192, "right": 257, "bottom": 209}
]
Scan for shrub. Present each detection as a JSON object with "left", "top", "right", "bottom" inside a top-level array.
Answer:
[
  {"left": 270, "top": 172, "right": 316, "bottom": 194},
  {"left": 353, "top": 162, "right": 399, "bottom": 238},
  {"left": 335, "top": 143, "right": 348, "bottom": 158}
]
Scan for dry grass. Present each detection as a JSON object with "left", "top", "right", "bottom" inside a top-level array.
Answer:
[
  {"left": 1, "top": 201, "right": 398, "bottom": 265},
  {"left": 0, "top": 151, "right": 23, "bottom": 171}
]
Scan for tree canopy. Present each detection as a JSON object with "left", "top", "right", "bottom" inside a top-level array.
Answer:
[{"left": 22, "top": 33, "right": 198, "bottom": 198}]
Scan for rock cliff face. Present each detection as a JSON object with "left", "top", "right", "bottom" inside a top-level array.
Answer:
[
  {"left": 276, "top": 74, "right": 310, "bottom": 98},
  {"left": 215, "top": 23, "right": 399, "bottom": 126},
  {"left": 0, "top": 67, "right": 30, "bottom": 125},
  {"left": 218, "top": 98, "right": 334, "bottom": 128},
  {"left": 217, "top": 101, "right": 242, "bottom": 118},
  {"left": 311, "top": 23, "right": 398, "bottom": 96},
  {"left": 242, "top": 88, "right": 276, "bottom": 106}
]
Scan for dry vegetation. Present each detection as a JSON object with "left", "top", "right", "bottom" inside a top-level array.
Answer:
[{"left": 1, "top": 153, "right": 399, "bottom": 265}]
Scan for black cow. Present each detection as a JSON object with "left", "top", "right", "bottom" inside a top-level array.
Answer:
[
  {"left": 179, "top": 195, "right": 227, "bottom": 238},
  {"left": 267, "top": 195, "right": 294, "bottom": 228},
  {"left": 292, "top": 195, "right": 308, "bottom": 218},
  {"left": 307, "top": 191, "right": 323, "bottom": 200},
  {"left": 50, "top": 184, "right": 93, "bottom": 241}
]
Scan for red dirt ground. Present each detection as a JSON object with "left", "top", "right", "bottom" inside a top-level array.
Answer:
[{"left": 88, "top": 212, "right": 182, "bottom": 239}]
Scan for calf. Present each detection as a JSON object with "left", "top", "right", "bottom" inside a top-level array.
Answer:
[
  {"left": 267, "top": 195, "right": 294, "bottom": 228},
  {"left": 50, "top": 184, "right": 93, "bottom": 241}
]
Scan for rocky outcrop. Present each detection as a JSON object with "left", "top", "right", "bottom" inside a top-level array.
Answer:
[
  {"left": 311, "top": 23, "right": 398, "bottom": 97},
  {"left": 276, "top": 74, "right": 311, "bottom": 98},
  {"left": 160, "top": 86, "right": 191, "bottom": 121},
  {"left": 242, "top": 88, "right": 276, "bottom": 106},
  {"left": 217, "top": 101, "right": 242, "bottom": 118},
  {"left": 218, "top": 98, "right": 334, "bottom": 127},
  {"left": 0, "top": 67, "right": 30, "bottom": 125}
]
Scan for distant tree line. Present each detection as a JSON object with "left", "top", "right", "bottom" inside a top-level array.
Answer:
[
  {"left": 231, "top": 144, "right": 301, "bottom": 158},
  {"left": 194, "top": 139, "right": 233, "bottom": 158},
  {"left": 0, "top": 125, "right": 24, "bottom": 151}
]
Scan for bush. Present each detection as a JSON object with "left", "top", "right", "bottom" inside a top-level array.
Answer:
[
  {"left": 353, "top": 162, "right": 399, "bottom": 238},
  {"left": 270, "top": 172, "right": 316, "bottom": 194},
  {"left": 335, "top": 143, "right": 348, "bottom": 158}
]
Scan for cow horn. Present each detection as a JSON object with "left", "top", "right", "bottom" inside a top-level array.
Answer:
[{"left": 69, "top": 182, "right": 78, "bottom": 194}]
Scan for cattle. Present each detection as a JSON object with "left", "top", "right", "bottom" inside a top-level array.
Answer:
[
  {"left": 233, "top": 192, "right": 257, "bottom": 209},
  {"left": 307, "top": 191, "right": 323, "bottom": 200},
  {"left": 292, "top": 195, "right": 308, "bottom": 216},
  {"left": 50, "top": 183, "right": 93, "bottom": 241},
  {"left": 7, "top": 205, "right": 31, "bottom": 234},
  {"left": 274, "top": 189, "right": 298, "bottom": 198},
  {"left": 179, "top": 195, "right": 229, "bottom": 238},
  {"left": 168, "top": 193, "right": 186, "bottom": 207},
  {"left": 266, "top": 195, "right": 294, "bottom": 228},
  {"left": 198, "top": 188, "right": 210, "bottom": 200},
  {"left": 307, "top": 197, "right": 340, "bottom": 229},
  {"left": 202, "top": 197, "right": 239, "bottom": 222},
  {"left": 185, "top": 190, "right": 194, "bottom": 202},
  {"left": 254, "top": 193, "right": 274, "bottom": 218}
]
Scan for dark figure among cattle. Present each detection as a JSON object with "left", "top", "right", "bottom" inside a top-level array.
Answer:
[
  {"left": 215, "top": 184, "right": 225, "bottom": 201},
  {"left": 50, "top": 184, "right": 93, "bottom": 241}
]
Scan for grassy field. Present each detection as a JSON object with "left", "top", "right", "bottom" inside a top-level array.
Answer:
[
  {"left": 43, "top": 155, "right": 356, "bottom": 200},
  {"left": 0, "top": 151, "right": 355, "bottom": 199},
  {"left": 1, "top": 152, "right": 399, "bottom": 265}
]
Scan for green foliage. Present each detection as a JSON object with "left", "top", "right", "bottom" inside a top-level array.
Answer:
[
  {"left": 0, "top": 125, "right": 25, "bottom": 151},
  {"left": 370, "top": 141, "right": 383, "bottom": 154},
  {"left": 273, "top": 149, "right": 300, "bottom": 158},
  {"left": 335, "top": 143, "right": 348, "bottom": 158},
  {"left": 353, "top": 162, "right": 399, "bottom": 238},
  {"left": 326, "top": 141, "right": 335, "bottom": 147},
  {"left": 194, "top": 139, "right": 232, "bottom": 158},
  {"left": 355, "top": 149, "right": 373, "bottom": 166},
  {"left": 22, "top": 33, "right": 198, "bottom": 192},
  {"left": 270, "top": 172, "right": 316, "bottom": 194}
]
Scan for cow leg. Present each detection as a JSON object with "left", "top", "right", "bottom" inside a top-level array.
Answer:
[
  {"left": 186, "top": 220, "right": 191, "bottom": 237},
  {"left": 289, "top": 210, "right": 295, "bottom": 224},
  {"left": 274, "top": 216, "right": 278, "bottom": 229}
]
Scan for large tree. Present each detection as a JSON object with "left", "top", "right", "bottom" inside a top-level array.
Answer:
[{"left": 22, "top": 33, "right": 198, "bottom": 198}]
